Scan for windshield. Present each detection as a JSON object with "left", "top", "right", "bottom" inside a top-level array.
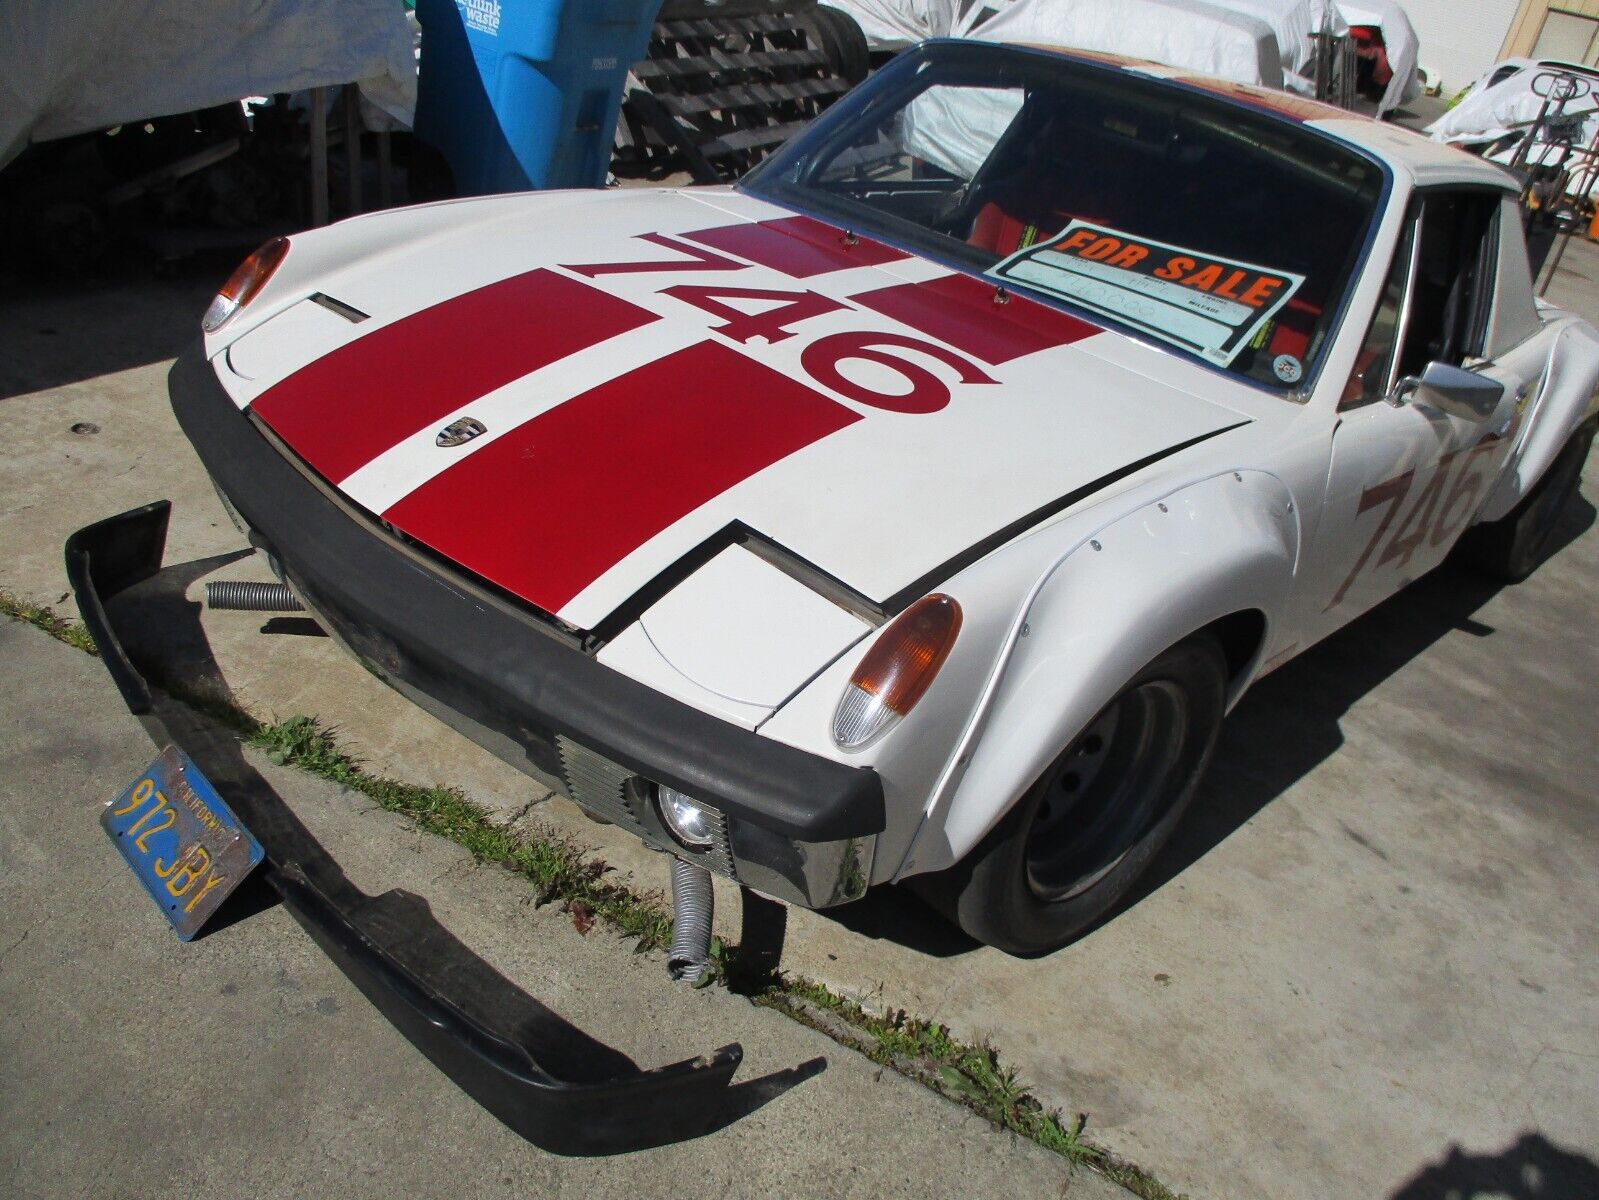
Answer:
[{"left": 742, "top": 41, "right": 1386, "bottom": 391}]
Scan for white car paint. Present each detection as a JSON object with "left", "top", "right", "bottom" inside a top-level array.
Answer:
[{"left": 601, "top": 544, "right": 872, "bottom": 723}]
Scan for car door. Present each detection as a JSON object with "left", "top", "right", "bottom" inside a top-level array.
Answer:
[{"left": 1304, "top": 188, "right": 1533, "bottom": 633}]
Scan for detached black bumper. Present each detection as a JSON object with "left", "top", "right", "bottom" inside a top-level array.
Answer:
[{"left": 67, "top": 500, "right": 758, "bottom": 1156}]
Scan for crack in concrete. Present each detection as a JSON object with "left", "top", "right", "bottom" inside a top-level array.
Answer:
[
  {"left": 0, "top": 929, "right": 31, "bottom": 966},
  {"left": 496, "top": 795, "right": 545, "bottom": 829}
]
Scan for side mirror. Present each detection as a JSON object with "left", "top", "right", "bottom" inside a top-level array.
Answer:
[{"left": 1394, "top": 361, "right": 1504, "bottom": 423}]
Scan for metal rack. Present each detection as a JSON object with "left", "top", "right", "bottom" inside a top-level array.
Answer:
[
  {"left": 1499, "top": 70, "right": 1599, "bottom": 292},
  {"left": 618, "top": 0, "right": 864, "bottom": 184},
  {"left": 1309, "top": 17, "right": 1357, "bottom": 111}
]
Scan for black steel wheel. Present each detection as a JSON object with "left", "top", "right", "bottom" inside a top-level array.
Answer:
[
  {"left": 913, "top": 635, "right": 1227, "bottom": 955},
  {"left": 1458, "top": 419, "right": 1594, "bottom": 583}
]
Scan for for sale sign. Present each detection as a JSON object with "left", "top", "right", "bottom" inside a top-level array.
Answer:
[{"left": 988, "top": 221, "right": 1305, "bottom": 366}]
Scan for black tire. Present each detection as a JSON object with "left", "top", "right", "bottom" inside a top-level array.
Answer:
[
  {"left": 1457, "top": 419, "right": 1594, "bottom": 583},
  {"left": 815, "top": 6, "right": 871, "bottom": 86},
  {"left": 912, "top": 636, "right": 1227, "bottom": 955}
]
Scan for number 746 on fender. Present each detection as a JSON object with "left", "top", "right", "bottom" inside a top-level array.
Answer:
[{"left": 1326, "top": 423, "right": 1517, "bottom": 612}]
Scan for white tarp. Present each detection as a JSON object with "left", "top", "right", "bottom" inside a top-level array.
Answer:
[
  {"left": 0, "top": 0, "right": 416, "bottom": 169},
  {"left": 951, "top": 0, "right": 1285, "bottom": 89},
  {"left": 820, "top": 0, "right": 960, "bottom": 51},
  {"left": 1427, "top": 59, "right": 1599, "bottom": 197},
  {"left": 1428, "top": 59, "right": 1599, "bottom": 146},
  {"left": 827, "top": 0, "right": 1322, "bottom": 90},
  {"left": 903, "top": 85, "right": 1025, "bottom": 180},
  {"left": 1335, "top": 0, "right": 1421, "bottom": 115},
  {"left": 1204, "top": 0, "right": 1347, "bottom": 92},
  {"left": 900, "top": 0, "right": 1283, "bottom": 179}
]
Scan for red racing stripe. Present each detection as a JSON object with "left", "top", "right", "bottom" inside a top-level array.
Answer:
[
  {"left": 684, "top": 215, "right": 909, "bottom": 278},
  {"left": 382, "top": 341, "right": 861, "bottom": 616},
  {"left": 850, "top": 273, "right": 1100, "bottom": 365},
  {"left": 251, "top": 269, "right": 658, "bottom": 483}
]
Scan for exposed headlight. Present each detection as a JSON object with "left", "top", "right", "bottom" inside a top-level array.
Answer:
[
  {"left": 656, "top": 785, "right": 718, "bottom": 849},
  {"left": 203, "top": 236, "right": 290, "bottom": 333},
  {"left": 833, "top": 594, "right": 962, "bottom": 751}
]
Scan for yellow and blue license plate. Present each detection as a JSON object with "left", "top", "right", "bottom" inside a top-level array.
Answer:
[{"left": 102, "top": 746, "right": 264, "bottom": 940}]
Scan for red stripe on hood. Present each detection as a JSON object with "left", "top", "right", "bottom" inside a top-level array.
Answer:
[
  {"left": 381, "top": 341, "right": 861, "bottom": 617},
  {"left": 850, "top": 273, "right": 1100, "bottom": 365},
  {"left": 250, "top": 269, "right": 658, "bottom": 483},
  {"left": 684, "top": 215, "right": 910, "bottom": 278}
]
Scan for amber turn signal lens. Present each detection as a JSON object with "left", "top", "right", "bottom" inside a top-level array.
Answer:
[
  {"left": 832, "top": 594, "right": 962, "bottom": 750},
  {"left": 203, "top": 236, "right": 289, "bottom": 333}
]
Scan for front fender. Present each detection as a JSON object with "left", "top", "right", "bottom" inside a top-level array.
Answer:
[{"left": 894, "top": 468, "right": 1299, "bottom": 880}]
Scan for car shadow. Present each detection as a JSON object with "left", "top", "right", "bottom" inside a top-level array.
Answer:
[
  {"left": 0, "top": 252, "right": 223, "bottom": 401},
  {"left": 1387, "top": 1132, "right": 1599, "bottom": 1199},
  {"left": 808, "top": 489, "right": 1596, "bottom": 960},
  {"left": 1123, "top": 490, "right": 1595, "bottom": 921}
]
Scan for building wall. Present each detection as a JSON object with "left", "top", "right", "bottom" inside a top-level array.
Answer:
[
  {"left": 1388, "top": 0, "right": 1525, "bottom": 93},
  {"left": 1502, "top": 0, "right": 1599, "bottom": 60}
]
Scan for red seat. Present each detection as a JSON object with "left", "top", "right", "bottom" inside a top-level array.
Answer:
[
  {"left": 1265, "top": 296, "right": 1321, "bottom": 361},
  {"left": 968, "top": 201, "right": 1110, "bottom": 257}
]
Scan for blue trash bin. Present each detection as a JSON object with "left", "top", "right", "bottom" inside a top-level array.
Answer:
[{"left": 414, "top": 0, "right": 663, "bottom": 195}]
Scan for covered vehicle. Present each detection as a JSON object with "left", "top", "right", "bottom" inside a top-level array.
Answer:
[
  {"left": 819, "top": 0, "right": 958, "bottom": 51},
  {"left": 74, "top": 36, "right": 1599, "bottom": 1136},
  {"left": 894, "top": 0, "right": 1286, "bottom": 176},
  {"left": 1429, "top": 58, "right": 1599, "bottom": 144},
  {"left": 1428, "top": 59, "right": 1599, "bottom": 199},
  {"left": 0, "top": 0, "right": 415, "bottom": 169},
  {"left": 824, "top": 0, "right": 1345, "bottom": 93},
  {"left": 1204, "top": 0, "right": 1348, "bottom": 94},
  {"left": 1431, "top": 58, "right": 1599, "bottom": 148},
  {"left": 953, "top": 0, "right": 1285, "bottom": 88},
  {"left": 1335, "top": 0, "right": 1422, "bottom": 116}
]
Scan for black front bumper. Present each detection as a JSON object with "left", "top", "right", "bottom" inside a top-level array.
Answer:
[
  {"left": 167, "top": 341, "right": 883, "bottom": 846},
  {"left": 66, "top": 500, "right": 775, "bottom": 1155}
]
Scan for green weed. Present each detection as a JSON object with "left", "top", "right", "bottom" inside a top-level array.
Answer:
[{"left": 0, "top": 592, "right": 99, "bottom": 655}]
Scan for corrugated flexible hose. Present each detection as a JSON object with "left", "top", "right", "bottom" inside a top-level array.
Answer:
[
  {"left": 667, "top": 857, "right": 714, "bottom": 985},
  {"left": 204, "top": 581, "right": 305, "bottom": 612}
]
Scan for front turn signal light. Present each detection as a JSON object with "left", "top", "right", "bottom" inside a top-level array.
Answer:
[
  {"left": 832, "top": 594, "right": 962, "bottom": 751},
  {"left": 203, "top": 236, "right": 289, "bottom": 333}
]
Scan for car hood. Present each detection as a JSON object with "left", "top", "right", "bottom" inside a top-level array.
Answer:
[{"left": 223, "top": 187, "right": 1251, "bottom": 633}]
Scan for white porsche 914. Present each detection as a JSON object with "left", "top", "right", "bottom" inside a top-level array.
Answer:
[{"left": 101, "top": 39, "right": 1599, "bottom": 958}]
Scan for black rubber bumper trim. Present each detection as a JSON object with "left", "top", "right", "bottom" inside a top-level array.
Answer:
[
  {"left": 167, "top": 340, "right": 884, "bottom": 842},
  {"left": 65, "top": 501, "right": 757, "bottom": 1156}
]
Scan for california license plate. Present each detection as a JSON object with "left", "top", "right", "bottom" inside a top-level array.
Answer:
[{"left": 102, "top": 746, "right": 265, "bottom": 940}]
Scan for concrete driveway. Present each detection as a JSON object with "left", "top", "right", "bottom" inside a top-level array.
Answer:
[{"left": 2, "top": 236, "right": 1597, "bottom": 1199}]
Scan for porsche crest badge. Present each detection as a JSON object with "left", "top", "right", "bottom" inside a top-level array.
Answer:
[{"left": 436, "top": 417, "right": 486, "bottom": 448}]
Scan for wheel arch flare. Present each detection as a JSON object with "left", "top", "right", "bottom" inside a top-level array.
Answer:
[{"left": 893, "top": 467, "right": 1300, "bottom": 881}]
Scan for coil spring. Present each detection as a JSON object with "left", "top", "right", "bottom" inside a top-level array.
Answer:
[
  {"left": 667, "top": 857, "right": 714, "bottom": 985},
  {"left": 204, "top": 580, "right": 305, "bottom": 612}
]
